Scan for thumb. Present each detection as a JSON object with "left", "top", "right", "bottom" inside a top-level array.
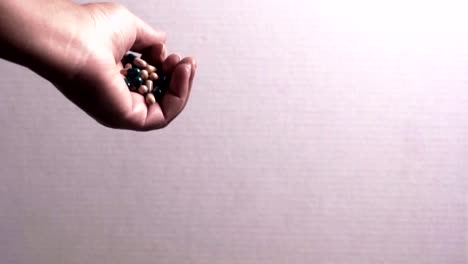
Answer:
[{"left": 131, "top": 15, "right": 166, "bottom": 52}]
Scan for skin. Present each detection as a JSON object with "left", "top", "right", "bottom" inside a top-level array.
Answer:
[{"left": 0, "top": 0, "right": 196, "bottom": 131}]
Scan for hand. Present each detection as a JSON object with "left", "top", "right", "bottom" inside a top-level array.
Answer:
[{"left": 0, "top": 1, "right": 196, "bottom": 131}]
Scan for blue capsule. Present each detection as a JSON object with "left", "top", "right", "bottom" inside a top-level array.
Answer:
[
  {"left": 152, "top": 88, "right": 164, "bottom": 101},
  {"left": 126, "top": 68, "right": 141, "bottom": 79},
  {"left": 131, "top": 76, "right": 144, "bottom": 88},
  {"left": 124, "top": 77, "right": 131, "bottom": 88},
  {"left": 123, "top": 53, "right": 137, "bottom": 65}
]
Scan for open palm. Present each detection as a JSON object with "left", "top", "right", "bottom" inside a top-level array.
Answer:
[{"left": 53, "top": 2, "right": 196, "bottom": 131}]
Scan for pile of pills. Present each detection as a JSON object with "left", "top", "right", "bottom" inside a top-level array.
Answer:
[{"left": 121, "top": 53, "right": 168, "bottom": 105}]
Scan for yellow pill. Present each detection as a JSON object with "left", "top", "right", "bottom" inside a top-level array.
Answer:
[
  {"left": 134, "top": 57, "right": 147, "bottom": 68},
  {"left": 146, "top": 65, "right": 156, "bottom": 73},
  {"left": 141, "top": 70, "right": 149, "bottom": 80},
  {"left": 149, "top": 72, "right": 159, "bottom": 80},
  {"left": 138, "top": 85, "right": 149, "bottom": 94},
  {"left": 146, "top": 93, "right": 156, "bottom": 105},
  {"left": 145, "top": 80, "right": 153, "bottom": 92}
]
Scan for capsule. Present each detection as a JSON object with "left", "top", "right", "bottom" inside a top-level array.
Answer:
[
  {"left": 124, "top": 77, "right": 131, "bottom": 88},
  {"left": 141, "top": 70, "right": 149, "bottom": 80},
  {"left": 149, "top": 72, "right": 159, "bottom": 81},
  {"left": 145, "top": 80, "right": 153, "bottom": 92},
  {"left": 138, "top": 84, "right": 149, "bottom": 94},
  {"left": 124, "top": 53, "right": 137, "bottom": 64},
  {"left": 159, "top": 74, "right": 168, "bottom": 84},
  {"left": 153, "top": 88, "right": 164, "bottom": 101},
  {"left": 146, "top": 93, "right": 156, "bottom": 105},
  {"left": 133, "top": 57, "right": 148, "bottom": 68},
  {"left": 127, "top": 68, "right": 141, "bottom": 79},
  {"left": 146, "top": 65, "right": 156, "bottom": 73},
  {"left": 131, "top": 76, "right": 144, "bottom": 88}
]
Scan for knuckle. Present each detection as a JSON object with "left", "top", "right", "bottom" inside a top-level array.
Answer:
[{"left": 104, "top": 2, "right": 127, "bottom": 12}]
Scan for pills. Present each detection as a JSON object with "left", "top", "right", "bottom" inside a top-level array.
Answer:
[
  {"left": 141, "top": 69, "right": 149, "bottom": 80},
  {"left": 145, "top": 80, "right": 153, "bottom": 92},
  {"left": 146, "top": 65, "right": 156, "bottom": 73},
  {"left": 138, "top": 85, "right": 149, "bottom": 94},
  {"left": 146, "top": 93, "right": 156, "bottom": 105},
  {"left": 121, "top": 53, "right": 168, "bottom": 105},
  {"left": 127, "top": 68, "right": 141, "bottom": 79},
  {"left": 123, "top": 53, "right": 137, "bottom": 65},
  {"left": 149, "top": 72, "right": 159, "bottom": 81},
  {"left": 124, "top": 77, "right": 131, "bottom": 88},
  {"left": 132, "top": 76, "right": 144, "bottom": 88},
  {"left": 134, "top": 57, "right": 148, "bottom": 68}
]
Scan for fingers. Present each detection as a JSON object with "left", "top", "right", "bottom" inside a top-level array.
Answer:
[
  {"left": 160, "top": 60, "right": 195, "bottom": 124},
  {"left": 141, "top": 42, "right": 166, "bottom": 68},
  {"left": 130, "top": 15, "right": 167, "bottom": 70},
  {"left": 162, "top": 53, "right": 181, "bottom": 75},
  {"left": 134, "top": 56, "right": 196, "bottom": 130},
  {"left": 167, "top": 57, "right": 197, "bottom": 98},
  {"left": 178, "top": 57, "right": 197, "bottom": 92}
]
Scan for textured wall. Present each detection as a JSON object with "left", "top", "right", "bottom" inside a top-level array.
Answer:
[{"left": 0, "top": 0, "right": 467, "bottom": 263}]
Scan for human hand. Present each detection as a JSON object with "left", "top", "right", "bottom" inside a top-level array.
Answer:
[{"left": 0, "top": 0, "right": 196, "bottom": 131}]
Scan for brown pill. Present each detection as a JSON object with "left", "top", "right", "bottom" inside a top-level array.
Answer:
[
  {"left": 146, "top": 93, "right": 156, "bottom": 105},
  {"left": 145, "top": 80, "right": 153, "bottom": 92},
  {"left": 134, "top": 57, "right": 147, "bottom": 68},
  {"left": 138, "top": 85, "right": 149, "bottom": 94},
  {"left": 120, "top": 69, "right": 128, "bottom": 75},
  {"left": 141, "top": 70, "right": 149, "bottom": 80},
  {"left": 149, "top": 72, "right": 159, "bottom": 80},
  {"left": 146, "top": 65, "right": 156, "bottom": 73}
]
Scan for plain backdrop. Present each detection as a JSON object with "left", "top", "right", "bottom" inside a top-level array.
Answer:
[{"left": 0, "top": 0, "right": 467, "bottom": 263}]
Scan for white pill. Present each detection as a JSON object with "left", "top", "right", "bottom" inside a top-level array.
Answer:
[
  {"left": 145, "top": 80, "right": 153, "bottom": 92},
  {"left": 141, "top": 70, "right": 149, "bottom": 80},
  {"left": 146, "top": 65, "right": 156, "bottom": 73},
  {"left": 146, "top": 93, "right": 156, "bottom": 105},
  {"left": 134, "top": 57, "right": 147, "bottom": 68},
  {"left": 138, "top": 85, "right": 149, "bottom": 94},
  {"left": 149, "top": 72, "right": 159, "bottom": 80}
]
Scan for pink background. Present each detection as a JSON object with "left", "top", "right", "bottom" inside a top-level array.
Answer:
[{"left": 0, "top": 0, "right": 467, "bottom": 263}]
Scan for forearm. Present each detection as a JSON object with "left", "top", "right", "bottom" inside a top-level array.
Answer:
[{"left": 0, "top": 0, "right": 88, "bottom": 81}]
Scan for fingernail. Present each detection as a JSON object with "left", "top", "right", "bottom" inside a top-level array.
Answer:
[
  {"left": 161, "top": 44, "right": 167, "bottom": 60},
  {"left": 191, "top": 59, "right": 197, "bottom": 70},
  {"left": 185, "top": 63, "right": 192, "bottom": 73}
]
